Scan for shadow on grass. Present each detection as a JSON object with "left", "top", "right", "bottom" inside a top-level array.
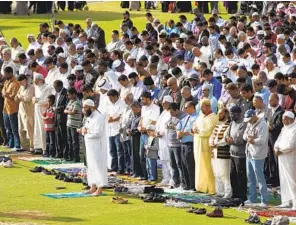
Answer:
[
  {"left": 0, "top": 212, "right": 84, "bottom": 222},
  {"left": 0, "top": 25, "right": 24, "bottom": 31}
]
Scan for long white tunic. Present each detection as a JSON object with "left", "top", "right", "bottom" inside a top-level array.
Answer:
[
  {"left": 84, "top": 110, "right": 108, "bottom": 187},
  {"left": 33, "top": 84, "right": 54, "bottom": 150},
  {"left": 274, "top": 123, "right": 296, "bottom": 204},
  {"left": 45, "top": 67, "right": 60, "bottom": 87},
  {"left": 156, "top": 109, "right": 171, "bottom": 161}
]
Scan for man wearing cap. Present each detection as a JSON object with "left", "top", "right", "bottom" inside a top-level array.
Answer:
[
  {"left": 243, "top": 109, "right": 269, "bottom": 207},
  {"left": 33, "top": 73, "right": 54, "bottom": 154},
  {"left": 226, "top": 106, "right": 248, "bottom": 202},
  {"left": 155, "top": 95, "right": 173, "bottom": 185},
  {"left": 209, "top": 107, "right": 232, "bottom": 198},
  {"left": 80, "top": 99, "right": 108, "bottom": 196},
  {"left": 274, "top": 111, "right": 296, "bottom": 209},
  {"left": 188, "top": 73, "right": 202, "bottom": 100},
  {"left": 193, "top": 99, "right": 218, "bottom": 194}
]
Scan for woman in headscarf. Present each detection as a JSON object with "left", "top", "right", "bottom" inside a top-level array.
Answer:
[{"left": 196, "top": 83, "right": 218, "bottom": 116}]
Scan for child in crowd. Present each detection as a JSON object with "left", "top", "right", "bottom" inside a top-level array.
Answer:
[
  {"left": 144, "top": 125, "right": 159, "bottom": 182},
  {"left": 42, "top": 95, "right": 56, "bottom": 157},
  {"left": 64, "top": 87, "right": 82, "bottom": 162}
]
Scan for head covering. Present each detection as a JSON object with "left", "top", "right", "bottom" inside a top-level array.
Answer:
[
  {"left": 58, "top": 53, "right": 66, "bottom": 58},
  {"left": 146, "top": 124, "right": 156, "bottom": 131},
  {"left": 202, "top": 83, "right": 213, "bottom": 99},
  {"left": 112, "top": 59, "right": 122, "bottom": 69},
  {"left": 283, "top": 111, "right": 295, "bottom": 120},
  {"left": 34, "top": 73, "right": 44, "bottom": 80},
  {"left": 257, "top": 30, "right": 264, "bottom": 35},
  {"left": 230, "top": 105, "right": 242, "bottom": 114},
  {"left": 127, "top": 55, "right": 136, "bottom": 61},
  {"left": 83, "top": 99, "right": 95, "bottom": 107},
  {"left": 200, "top": 98, "right": 211, "bottom": 107},
  {"left": 252, "top": 12, "right": 259, "bottom": 17},
  {"left": 76, "top": 44, "right": 84, "bottom": 49},
  {"left": 188, "top": 73, "right": 198, "bottom": 80},
  {"left": 74, "top": 65, "right": 83, "bottom": 71},
  {"left": 277, "top": 34, "right": 285, "bottom": 40},
  {"left": 97, "top": 79, "right": 111, "bottom": 91},
  {"left": 162, "top": 95, "right": 173, "bottom": 103},
  {"left": 0, "top": 37, "right": 6, "bottom": 42},
  {"left": 180, "top": 33, "right": 187, "bottom": 39},
  {"left": 244, "top": 109, "right": 256, "bottom": 122},
  {"left": 27, "top": 34, "right": 34, "bottom": 38}
]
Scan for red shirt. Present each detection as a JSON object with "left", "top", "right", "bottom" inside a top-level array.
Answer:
[
  {"left": 37, "top": 66, "right": 48, "bottom": 78},
  {"left": 43, "top": 107, "right": 55, "bottom": 131}
]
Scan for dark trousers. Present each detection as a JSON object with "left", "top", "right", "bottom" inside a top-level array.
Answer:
[
  {"left": 67, "top": 127, "right": 80, "bottom": 161},
  {"left": 122, "top": 140, "right": 132, "bottom": 173},
  {"left": 28, "top": 1, "right": 37, "bottom": 12},
  {"left": 57, "top": 1, "right": 66, "bottom": 10},
  {"left": 181, "top": 142, "right": 195, "bottom": 190},
  {"left": 55, "top": 124, "right": 68, "bottom": 158},
  {"left": 139, "top": 134, "right": 148, "bottom": 179},
  {"left": 68, "top": 1, "right": 74, "bottom": 11},
  {"left": 230, "top": 156, "right": 247, "bottom": 201},
  {"left": 46, "top": 131, "right": 56, "bottom": 156},
  {"left": 109, "top": 133, "right": 124, "bottom": 173},
  {"left": 264, "top": 143, "right": 279, "bottom": 187},
  {"left": 131, "top": 133, "right": 143, "bottom": 177},
  {"left": 0, "top": 97, "right": 7, "bottom": 145},
  {"left": 169, "top": 146, "right": 184, "bottom": 187},
  {"left": 3, "top": 113, "right": 20, "bottom": 148}
]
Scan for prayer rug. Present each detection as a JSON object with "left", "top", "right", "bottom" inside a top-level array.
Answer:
[
  {"left": 54, "top": 168, "right": 83, "bottom": 174},
  {"left": 254, "top": 210, "right": 296, "bottom": 217},
  {"left": 162, "top": 192, "right": 212, "bottom": 204},
  {"left": 41, "top": 192, "right": 107, "bottom": 199},
  {"left": 43, "top": 163, "right": 85, "bottom": 170}
]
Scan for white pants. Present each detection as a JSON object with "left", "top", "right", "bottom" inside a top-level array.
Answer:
[
  {"left": 212, "top": 157, "right": 232, "bottom": 197},
  {"left": 161, "top": 160, "right": 172, "bottom": 185}
]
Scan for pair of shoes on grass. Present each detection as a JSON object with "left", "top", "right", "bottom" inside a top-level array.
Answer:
[{"left": 112, "top": 197, "right": 128, "bottom": 204}]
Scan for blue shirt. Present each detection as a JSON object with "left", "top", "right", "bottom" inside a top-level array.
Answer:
[
  {"left": 207, "top": 77, "right": 222, "bottom": 100},
  {"left": 176, "top": 112, "right": 197, "bottom": 143},
  {"left": 184, "top": 50, "right": 194, "bottom": 61},
  {"left": 149, "top": 87, "right": 160, "bottom": 100},
  {"left": 164, "top": 25, "right": 179, "bottom": 35},
  {"left": 255, "top": 88, "right": 270, "bottom": 107},
  {"left": 209, "top": 32, "right": 220, "bottom": 52},
  {"left": 191, "top": 84, "right": 202, "bottom": 100}
]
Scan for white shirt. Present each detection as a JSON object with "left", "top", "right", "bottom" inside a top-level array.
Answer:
[
  {"left": 106, "top": 40, "right": 124, "bottom": 52},
  {"left": 45, "top": 67, "right": 60, "bottom": 87},
  {"left": 141, "top": 103, "right": 160, "bottom": 128},
  {"left": 1, "top": 59, "right": 16, "bottom": 76},
  {"left": 136, "top": 47, "right": 146, "bottom": 62},
  {"left": 11, "top": 45, "right": 25, "bottom": 73},
  {"left": 193, "top": 53, "right": 210, "bottom": 69},
  {"left": 119, "top": 83, "right": 132, "bottom": 100},
  {"left": 56, "top": 71, "right": 70, "bottom": 89},
  {"left": 19, "top": 60, "right": 32, "bottom": 77},
  {"left": 212, "top": 57, "right": 228, "bottom": 77},
  {"left": 239, "top": 56, "right": 254, "bottom": 71},
  {"left": 131, "top": 80, "right": 146, "bottom": 101},
  {"left": 182, "top": 68, "right": 197, "bottom": 78},
  {"left": 107, "top": 98, "right": 127, "bottom": 137},
  {"left": 264, "top": 67, "right": 280, "bottom": 80},
  {"left": 280, "top": 61, "right": 295, "bottom": 75},
  {"left": 26, "top": 42, "right": 41, "bottom": 56}
]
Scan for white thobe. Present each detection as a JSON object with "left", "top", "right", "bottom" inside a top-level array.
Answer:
[
  {"left": 274, "top": 123, "right": 296, "bottom": 205},
  {"left": 84, "top": 110, "right": 108, "bottom": 187},
  {"left": 1, "top": 59, "right": 16, "bottom": 76},
  {"left": 264, "top": 67, "right": 280, "bottom": 80},
  {"left": 45, "top": 67, "right": 60, "bottom": 87},
  {"left": 98, "top": 93, "right": 112, "bottom": 169},
  {"left": 26, "top": 42, "right": 41, "bottom": 56},
  {"left": 156, "top": 109, "right": 172, "bottom": 184},
  {"left": 55, "top": 72, "right": 70, "bottom": 89},
  {"left": 34, "top": 84, "right": 54, "bottom": 150}
]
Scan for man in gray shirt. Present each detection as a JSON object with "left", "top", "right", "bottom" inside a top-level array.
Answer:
[{"left": 226, "top": 106, "right": 247, "bottom": 203}]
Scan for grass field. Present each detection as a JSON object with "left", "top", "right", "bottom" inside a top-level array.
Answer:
[
  {"left": 0, "top": 2, "right": 275, "bottom": 225},
  {"left": 0, "top": 1, "right": 229, "bottom": 49}
]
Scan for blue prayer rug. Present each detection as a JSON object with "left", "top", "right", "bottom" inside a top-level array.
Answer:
[{"left": 42, "top": 192, "right": 107, "bottom": 199}]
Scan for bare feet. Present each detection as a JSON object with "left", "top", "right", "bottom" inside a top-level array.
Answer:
[
  {"left": 91, "top": 188, "right": 103, "bottom": 196},
  {"left": 84, "top": 188, "right": 96, "bottom": 194}
]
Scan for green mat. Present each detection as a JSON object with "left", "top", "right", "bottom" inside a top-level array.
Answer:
[{"left": 31, "top": 159, "right": 81, "bottom": 165}]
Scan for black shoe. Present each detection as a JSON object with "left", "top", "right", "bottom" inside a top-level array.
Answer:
[
  {"left": 73, "top": 177, "right": 82, "bottom": 183},
  {"left": 245, "top": 214, "right": 261, "bottom": 224},
  {"left": 42, "top": 169, "right": 52, "bottom": 175},
  {"left": 30, "top": 166, "right": 43, "bottom": 173},
  {"left": 58, "top": 173, "right": 66, "bottom": 180},
  {"left": 261, "top": 220, "right": 272, "bottom": 225},
  {"left": 55, "top": 154, "right": 63, "bottom": 158},
  {"left": 73, "top": 158, "right": 80, "bottom": 163},
  {"left": 43, "top": 152, "right": 49, "bottom": 157},
  {"left": 65, "top": 158, "right": 73, "bottom": 161},
  {"left": 33, "top": 149, "right": 43, "bottom": 155}
]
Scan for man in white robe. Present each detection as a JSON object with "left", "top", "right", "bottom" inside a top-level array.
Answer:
[
  {"left": 274, "top": 111, "right": 296, "bottom": 209},
  {"left": 45, "top": 58, "right": 60, "bottom": 88},
  {"left": 155, "top": 95, "right": 173, "bottom": 186},
  {"left": 79, "top": 99, "right": 108, "bottom": 196},
  {"left": 33, "top": 74, "right": 54, "bottom": 153}
]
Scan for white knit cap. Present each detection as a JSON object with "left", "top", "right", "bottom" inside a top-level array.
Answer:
[
  {"left": 97, "top": 79, "right": 111, "bottom": 91},
  {"left": 83, "top": 99, "right": 95, "bottom": 107},
  {"left": 162, "top": 95, "right": 173, "bottom": 103},
  {"left": 283, "top": 111, "right": 295, "bottom": 119},
  {"left": 34, "top": 73, "right": 44, "bottom": 80}
]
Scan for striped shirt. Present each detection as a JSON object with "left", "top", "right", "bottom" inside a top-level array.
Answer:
[
  {"left": 43, "top": 107, "right": 55, "bottom": 132},
  {"left": 65, "top": 99, "right": 82, "bottom": 128},
  {"left": 211, "top": 122, "right": 230, "bottom": 159}
]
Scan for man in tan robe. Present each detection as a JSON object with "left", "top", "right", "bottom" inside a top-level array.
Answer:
[{"left": 15, "top": 75, "right": 35, "bottom": 151}]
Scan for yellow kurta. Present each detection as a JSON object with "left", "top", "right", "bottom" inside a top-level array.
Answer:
[{"left": 193, "top": 113, "right": 218, "bottom": 194}]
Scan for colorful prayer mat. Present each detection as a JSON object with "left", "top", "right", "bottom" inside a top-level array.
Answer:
[
  {"left": 41, "top": 192, "right": 107, "bottom": 199},
  {"left": 255, "top": 210, "right": 296, "bottom": 217}
]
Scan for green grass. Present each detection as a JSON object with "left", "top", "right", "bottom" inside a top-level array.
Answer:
[
  {"left": 0, "top": 160, "right": 252, "bottom": 225},
  {"left": 0, "top": 2, "right": 230, "bottom": 49}
]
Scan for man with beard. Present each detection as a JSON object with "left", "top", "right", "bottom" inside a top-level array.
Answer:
[
  {"left": 95, "top": 61, "right": 118, "bottom": 91},
  {"left": 210, "top": 107, "right": 232, "bottom": 198},
  {"left": 128, "top": 72, "right": 146, "bottom": 101},
  {"left": 192, "top": 99, "right": 218, "bottom": 194},
  {"left": 265, "top": 93, "right": 284, "bottom": 191},
  {"left": 283, "top": 85, "right": 296, "bottom": 111},
  {"left": 82, "top": 60, "right": 99, "bottom": 88},
  {"left": 226, "top": 106, "right": 248, "bottom": 203},
  {"left": 274, "top": 111, "right": 296, "bottom": 210},
  {"left": 78, "top": 99, "right": 108, "bottom": 196}
]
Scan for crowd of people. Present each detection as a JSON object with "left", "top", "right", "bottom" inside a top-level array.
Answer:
[{"left": 1, "top": 1, "right": 296, "bottom": 206}]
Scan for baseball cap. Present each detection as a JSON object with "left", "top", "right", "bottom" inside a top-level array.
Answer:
[
  {"left": 188, "top": 73, "right": 199, "bottom": 80},
  {"left": 244, "top": 109, "right": 256, "bottom": 122},
  {"left": 230, "top": 105, "right": 242, "bottom": 114}
]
